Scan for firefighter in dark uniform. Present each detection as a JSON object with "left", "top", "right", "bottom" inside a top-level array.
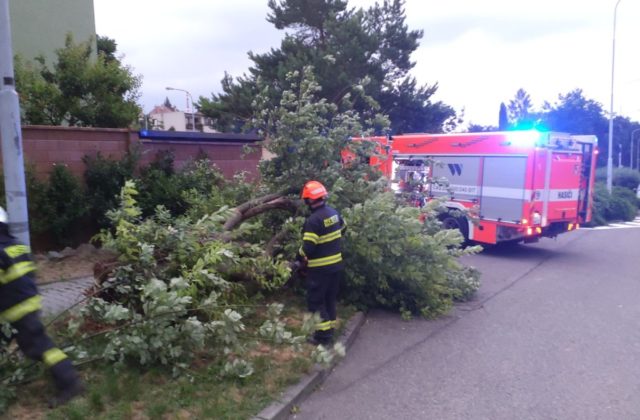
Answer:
[
  {"left": 0, "top": 207, "right": 83, "bottom": 407},
  {"left": 298, "top": 181, "right": 346, "bottom": 345}
]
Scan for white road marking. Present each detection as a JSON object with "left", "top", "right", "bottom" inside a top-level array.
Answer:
[{"left": 582, "top": 217, "right": 640, "bottom": 230}]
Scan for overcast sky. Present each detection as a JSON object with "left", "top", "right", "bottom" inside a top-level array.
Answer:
[{"left": 94, "top": 0, "right": 640, "bottom": 128}]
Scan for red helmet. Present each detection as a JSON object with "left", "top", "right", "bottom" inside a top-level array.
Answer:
[{"left": 301, "top": 181, "right": 328, "bottom": 200}]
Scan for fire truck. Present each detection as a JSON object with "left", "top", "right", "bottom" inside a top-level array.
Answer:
[{"left": 363, "top": 130, "right": 598, "bottom": 245}]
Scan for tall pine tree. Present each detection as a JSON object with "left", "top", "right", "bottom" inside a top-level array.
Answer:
[{"left": 199, "top": 0, "right": 456, "bottom": 134}]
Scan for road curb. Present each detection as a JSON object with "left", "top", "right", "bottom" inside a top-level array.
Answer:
[{"left": 252, "top": 311, "right": 366, "bottom": 420}]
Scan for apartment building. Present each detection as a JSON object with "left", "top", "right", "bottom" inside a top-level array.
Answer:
[{"left": 9, "top": 0, "right": 96, "bottom": 64}]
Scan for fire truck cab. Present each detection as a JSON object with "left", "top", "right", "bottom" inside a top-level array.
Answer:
[{"left": 365, "top": 130, "right": 598, "bottom": 245}]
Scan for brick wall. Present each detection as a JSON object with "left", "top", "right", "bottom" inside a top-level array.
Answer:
[{"left": 18, "top": 126, "right": 261, "bottom": 181}]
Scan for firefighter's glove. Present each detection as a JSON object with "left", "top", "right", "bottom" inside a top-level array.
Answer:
[{"left": 290, "top": 260, "right": 307, "bottom": 272}]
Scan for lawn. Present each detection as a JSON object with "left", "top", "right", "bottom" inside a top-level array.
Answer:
[{"left": 3, "top": 292, "right": 355, "bottom": 419}]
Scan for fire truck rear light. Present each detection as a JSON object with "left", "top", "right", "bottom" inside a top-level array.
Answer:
[
  {"left": 576, "top": 224, "right": 580, "bottom": 229},
  {"left": 521, "top": 218, "right": 528, "bottom": 225},
  {"left": 526, "top": 227, "right": 533, "bottom": 235},
  {"left": 568, "top": 223, "right": 574, "bottom": 231},
  {"left": 536, "top": 227, "right": 542, "bottom": 234}
]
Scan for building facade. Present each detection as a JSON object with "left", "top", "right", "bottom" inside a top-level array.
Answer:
[
  {"left": 148, "top": 105, "right": 218, "bottom": 133},
  {"left": 9, "top": 0, "right": 97, "bottom": 64}
]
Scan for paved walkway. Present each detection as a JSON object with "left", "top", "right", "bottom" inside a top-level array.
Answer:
[{"left": 39, "top": 276, "right": 94, "bottom": 317}]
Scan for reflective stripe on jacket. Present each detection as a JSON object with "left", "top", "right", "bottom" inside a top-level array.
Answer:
[
  {"left": 299, "top": 204, "right": 346, "bottom": 272},
  {"left": 0, "top": 236, "right": 41, "bottom": 322}
]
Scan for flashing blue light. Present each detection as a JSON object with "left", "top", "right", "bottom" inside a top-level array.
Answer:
[
  {"left": 140, "top": 130, "right": 149, "bottom": 137},
  {"left": 506, "top": 130, "right": 541, "bottom": 147}
]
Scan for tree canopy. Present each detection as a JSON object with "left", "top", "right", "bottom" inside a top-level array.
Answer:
[
  {"left": 15, "top": 34, "right": 142, "bottom": 128},
  {"left": 199, "top": 0, "right": 456, "bottom": 134},
  {"left": 488, "top": 88, "right": 640, "bottom": 167}
]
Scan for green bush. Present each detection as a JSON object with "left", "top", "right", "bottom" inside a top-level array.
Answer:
[
  {"left": 589, "top": 182, "right": 638, "bottom": 225},
  {"left": 340, "top": 193, "right": 481, "bottom": 318},
  {"left": 83, "top": 150, "right": 138, "bottom": 227},
  {"left": 595, "top": 167, "right": 640, "bottom": 191},
  {"left": 25, "top": 165, "right": 51, "bottom": 235},
  {"left": 136, "top": 150, "right": 185, "bottom": 216},
  {"left": 0, "top": 165, "right": 51, "bottom": 236},
  {"left": 589, "top": 183, "right": 609, "bottom": 226},
  {"left": 136, "top": 151, "right": 256, "bottom": 219},
  {"left": 608, "top": 186, "right": 638, "bottom": 221},
  {"left": 46, "top": 164, "right": 88, "bottom": 245}
]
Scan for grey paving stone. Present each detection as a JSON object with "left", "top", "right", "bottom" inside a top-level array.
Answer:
[{"left": 39, "top": 276, "right": 94, "bottom": 317}]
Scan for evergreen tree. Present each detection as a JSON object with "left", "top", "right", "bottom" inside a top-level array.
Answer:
[
  {"left": 507, "top": 88, "right": 533, "bottom": 127},
  {"left": 498, "top": 103, "right": 509, "bottom": 130},
  {"left": 539, "top": 89, "right": 624, "bottom": 166},
  {"left": 200, "top": 0, "right": 456, "bottom": 134},
  {"left": 163, "top": 97, "right": 176, "bottom": 111}
]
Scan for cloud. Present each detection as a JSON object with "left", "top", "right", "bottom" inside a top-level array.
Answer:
[
  {"left": 95, "top": 0, "right": 640, "bottom": 125},
  {"left": 422, "top": 17, "right": 592, "bottom": 45}
]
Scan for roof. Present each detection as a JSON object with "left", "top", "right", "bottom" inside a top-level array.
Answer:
[
  {"left": 138, "top": 130, "right": 262, "bottom": 143},
  {"left": 149, "top": 105, "right": 176, "bottom": 115}
]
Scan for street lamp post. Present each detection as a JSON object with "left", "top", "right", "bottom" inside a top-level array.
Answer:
[
  {"left": 632, "top": 128, "right": 640, "bottom": 170},
  {"left": 165, "top": 86, "right": 196, "bottom": 132},
  {"left": 607, "top": 0, "right": 622, "bottom": 192}
]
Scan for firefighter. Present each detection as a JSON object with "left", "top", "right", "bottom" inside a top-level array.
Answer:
[
  {"left": 298, "top": 181, "right": 346, "bottom": 346},
  {"left": 0, "top": 207, "right": 83, "bottom": 407}
]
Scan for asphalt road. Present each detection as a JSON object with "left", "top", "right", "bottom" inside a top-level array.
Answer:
[{"left": 291, "top": 225, "right": 640, "bottom": 420}]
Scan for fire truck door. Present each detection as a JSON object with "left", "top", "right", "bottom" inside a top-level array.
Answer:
[
  {"left": 480, "top": 157, "right": 527, "bottom": 222},
  {"left": 430, "top": 156, "right": 482, "bottom": 201},
  {"left": 578, "top": 143, "right": 593, "bottom": 221}
]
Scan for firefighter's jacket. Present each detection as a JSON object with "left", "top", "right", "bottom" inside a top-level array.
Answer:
[
  {"left": 0, "top": 234, "right": 40, "bottom": 324},
  {"left": 299, "top": 204, "right": 346, "bottom": 273}
]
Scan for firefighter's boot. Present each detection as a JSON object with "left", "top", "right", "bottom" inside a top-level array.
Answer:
[{"left": 48, "top": 360, "right": 85, "bottom": 408}]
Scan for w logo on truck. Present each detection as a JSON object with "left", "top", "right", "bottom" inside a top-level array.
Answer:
[{"left": 448, "top": 164, "right": 463, "bottom": 176}]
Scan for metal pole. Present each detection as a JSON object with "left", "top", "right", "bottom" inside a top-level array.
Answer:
[
  {"left": 166, "top": 86, "right": 196, "bottom": 132},
  {"left": 607, "top": 0, "right": 622, "bottom": 192},
  {"left": 188, "top": 92, "right": 196, "bottom": 132},
  {"left": 0, "top": 0, "right": 30, "bottom": 246},
  {"left": 618, "top": 147, "right": 622, "bottom": 167},
  {"left": 632, "top": 128, "right": 640, "bottom": 170},
  {"left": 632, "top": 136, "right": 635, "bottom": 170}
]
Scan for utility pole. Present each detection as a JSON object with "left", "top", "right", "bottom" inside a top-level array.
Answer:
[
  {"left": 632, "top": 129, "right": 640, "bottom": 171},
  {"left": 166, "top": 86, "right": 196, "bottom": 132},
  {"left": 0, "top": 0, "right": 30, "bottom": 246},
  {"left": 607, "top": 0, "right": 622, "bottom": 192}
]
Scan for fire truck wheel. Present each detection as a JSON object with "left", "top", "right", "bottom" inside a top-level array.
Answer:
[{"left": 440, "top": 215, "right": 469, "bottom": 242}]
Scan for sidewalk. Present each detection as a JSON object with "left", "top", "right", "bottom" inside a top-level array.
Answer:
[{"left": 39, "top": 276, "right": 94, "bottom": 317}]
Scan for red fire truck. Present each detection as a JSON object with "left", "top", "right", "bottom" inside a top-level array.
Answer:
[{"left": 362, "top": 130, "right": 598, "bottom": 245}]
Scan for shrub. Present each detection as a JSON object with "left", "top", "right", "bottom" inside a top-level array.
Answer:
[
  {"left": 339, "top": 193, "right": 481, "bottom": 318},
  {"left": 589, "top": 182, "right": 638, "bottom": 225},
  {"left": 83, "top": 150, "right": 138, "bottom": 227},
  {"left": 46, "top": 164, "right": 87, "bottom": 245},
  {"left": 81, "top": 181, "right": 307, "bottom": 371},
  {"left": 613, "top": 167, "right": 640, "bottom": 190},
  {"left": 0, "top": 165, "right": 51, "bottom": 236},
  {"left": 25, "top": 165, "right": 52, "bottom": 235},
  {"left": 589, "top": 183, "right": 609, "bottom": 226},
  {"left": 607, "top": 186, "right": 638, "bottom": 221},
  {"left": 135, "top": 150, "right": 190, "bottom": 217},
  {"left": 595, "top": 167, "right": 640, "bottom": 191}
]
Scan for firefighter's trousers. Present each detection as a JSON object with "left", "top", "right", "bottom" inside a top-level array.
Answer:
[
  {"left": 306, "top": 269, "right": 342, "bottom": 343},
  {"left": 3, "top": 311, "right": 79, "bottom": 391}
]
